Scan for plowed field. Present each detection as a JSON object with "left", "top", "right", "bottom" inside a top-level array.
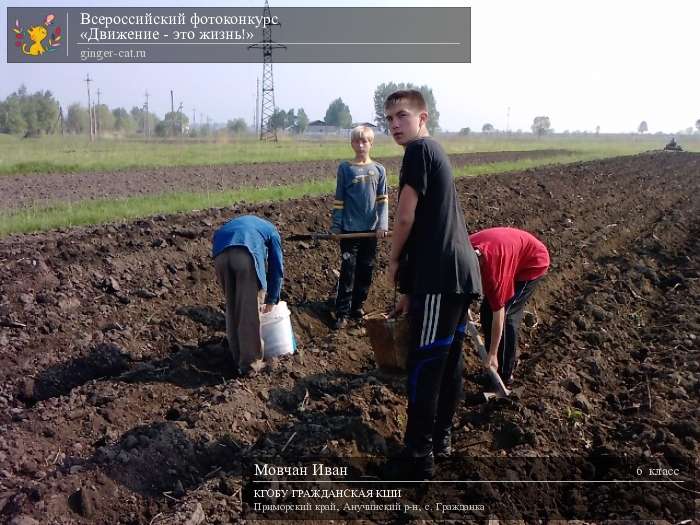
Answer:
[
  {"left": 0, "top": 151, "right": 698, "bottom": 523},
  {"left": 0, "top": 149, "right": 570, "bottom": 210}
]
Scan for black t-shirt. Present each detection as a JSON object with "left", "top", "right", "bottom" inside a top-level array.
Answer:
[{"left": 398, "top": 137, "right": 482, "bottom": 296}]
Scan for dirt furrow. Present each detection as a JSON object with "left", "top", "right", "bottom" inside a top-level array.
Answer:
[
  {"left": 0, "top": 149, "right": 571, "bottom": 211},
  {"left": 0, "top": 151, "right": 697, "bottom": 523}
]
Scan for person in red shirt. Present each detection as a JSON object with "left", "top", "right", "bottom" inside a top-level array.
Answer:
[{"left": 469, "top": 227, "right": 550, "bottom": 387}]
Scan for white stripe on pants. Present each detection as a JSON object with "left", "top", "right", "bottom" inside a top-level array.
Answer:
[{"left": 420, "top": 293, "right": 442, "bottom": 347}]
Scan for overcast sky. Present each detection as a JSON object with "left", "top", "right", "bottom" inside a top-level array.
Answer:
[{"left": 2, "top": 0, "right": 698, "bottom": 133}]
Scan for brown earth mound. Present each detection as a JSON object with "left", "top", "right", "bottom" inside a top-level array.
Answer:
[
  {"left": 0, "top": 152, "right": 698, "bottom": 523},
  {"left": 0, "top": 149, "right": 571, "bottom": 210}
]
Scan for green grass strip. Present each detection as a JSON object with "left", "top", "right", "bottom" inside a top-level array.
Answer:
[
  {"left": 2, "top": 133, "right": 693, "bottom": 175},
  {"left": 451, "top": 151, "right": 608, "bottom": 178},
  {"left": 0, "top": 152, "right": 619, "bottom": 238},
  {"left": 0, "top": 179, "right": 336, "bottom": 237},
  {"left": 0, "top": 136, "right": 402, "bottom": 175}
]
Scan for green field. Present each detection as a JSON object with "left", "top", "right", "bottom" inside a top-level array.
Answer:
[
  {"left": 0, "top": 150, "right": 615, "bottom": 237},
  {"left": 1, "top": 133, "right": 698, "bottom": 237},
  {"left": 1, "top": 132, "right": 696, "bottom": 175}
]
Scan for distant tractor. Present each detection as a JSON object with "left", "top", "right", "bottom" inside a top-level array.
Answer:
[{"left": 664, "top": 137, "right": 683, "bottom": 151}]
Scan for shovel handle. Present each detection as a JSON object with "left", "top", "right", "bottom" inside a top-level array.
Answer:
[
  {"left": 466, "top": 310, "right": 510, "bottom": 398},
  {"left": 288, "top": 231, "right": 392, "bottom": 241},
  {"left": 336, "top": 232, "right": 390, "bottom": 239}
]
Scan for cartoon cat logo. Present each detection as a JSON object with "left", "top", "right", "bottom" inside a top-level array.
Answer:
[{"left": 13, "top": 13, "right": 61, "bottom": 56}]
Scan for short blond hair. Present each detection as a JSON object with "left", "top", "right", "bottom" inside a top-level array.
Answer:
[{"left": 350, "top": 125, "right": 374, "bottom": 142}]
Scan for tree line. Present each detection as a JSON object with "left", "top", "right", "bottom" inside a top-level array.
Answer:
[
  {"left": 267, "top": 84, "right": 442, "bottom": 134},
  {"left": 0, "top": 85, "right": 253, "bottom": 138},
  {"left": 0, "top": 86, "right": 59, "bottom": 137},
  {"left": 5, "top": 84, "right": 699, "bottom": 138},
  {"left": 460, "top": 117, "right": 552, "bottom": 136},
  {"left": 0, "top": 84, "right": 443, "bottom": 138}
]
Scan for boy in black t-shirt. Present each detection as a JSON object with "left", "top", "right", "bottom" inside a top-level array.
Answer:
[{"left": 385, "top": 90, "right": 482, "bottom": 480}]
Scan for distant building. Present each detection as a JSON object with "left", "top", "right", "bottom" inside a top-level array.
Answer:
[
  {"left": 306, "top": 120, "right": 338, "bottom": 134},
  {"left": 351, "top": 122, "right": 378, "bottom": 129},
  {"left": 304, "top": 120, "right": 372, "bottom": 136}
]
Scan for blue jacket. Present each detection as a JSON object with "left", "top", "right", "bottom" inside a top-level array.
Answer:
[
  {"left": 331, "top": 161, "right": 389, "bottom": 232},
  {"left": 212, "top": 215, "right": 284, "bottom": 304}
]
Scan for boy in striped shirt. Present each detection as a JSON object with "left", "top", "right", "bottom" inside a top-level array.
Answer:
[{"left": 331, "top": 125, "right": 389, "bottom": 329}]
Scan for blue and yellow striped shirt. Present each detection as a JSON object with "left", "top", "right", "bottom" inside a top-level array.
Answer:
[{"left": 331, "top": 161, "right": 389, "bottom": 232}]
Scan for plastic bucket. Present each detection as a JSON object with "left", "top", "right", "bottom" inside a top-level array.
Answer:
[
  {"left": 364, "top": 312, "right": 410, "bottom": 371},
  {"left": 260, "top": 301, "right": 297, "bottom": 359}
]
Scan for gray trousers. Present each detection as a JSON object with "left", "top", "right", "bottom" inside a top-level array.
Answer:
[
  {"left": 480, "top": 278, "right": 541, "bottom": 382},
  {"left": 214, "top": 246, "right": 264, "bottom": 373}
]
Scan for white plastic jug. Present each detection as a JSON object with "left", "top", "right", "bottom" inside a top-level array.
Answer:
[{"left": 259, "top": 301, "right": 297, "bottom": 359}]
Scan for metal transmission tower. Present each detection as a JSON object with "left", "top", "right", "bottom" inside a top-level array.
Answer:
[{"left": 248, "top": 1, "right": 285, "bottom": 141}]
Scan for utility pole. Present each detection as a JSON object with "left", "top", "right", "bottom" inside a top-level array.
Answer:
[
  {"left": 84, "top": 74, "right": 94, "bottom": 142},
  {"left": 248, "top": 1, "right": 285, "bottom": 141},
  {"left": 144, "top": 90, "right": 150, "bottom": 138},
  {"left": 170, "top": 90, "right": 175, "bottom": 137},
  {"left": 254, "top": 77, "right": 260, "bottom": 136},
  {"left": 96, "top": 88, "right": 101, "bottom": 138}
]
